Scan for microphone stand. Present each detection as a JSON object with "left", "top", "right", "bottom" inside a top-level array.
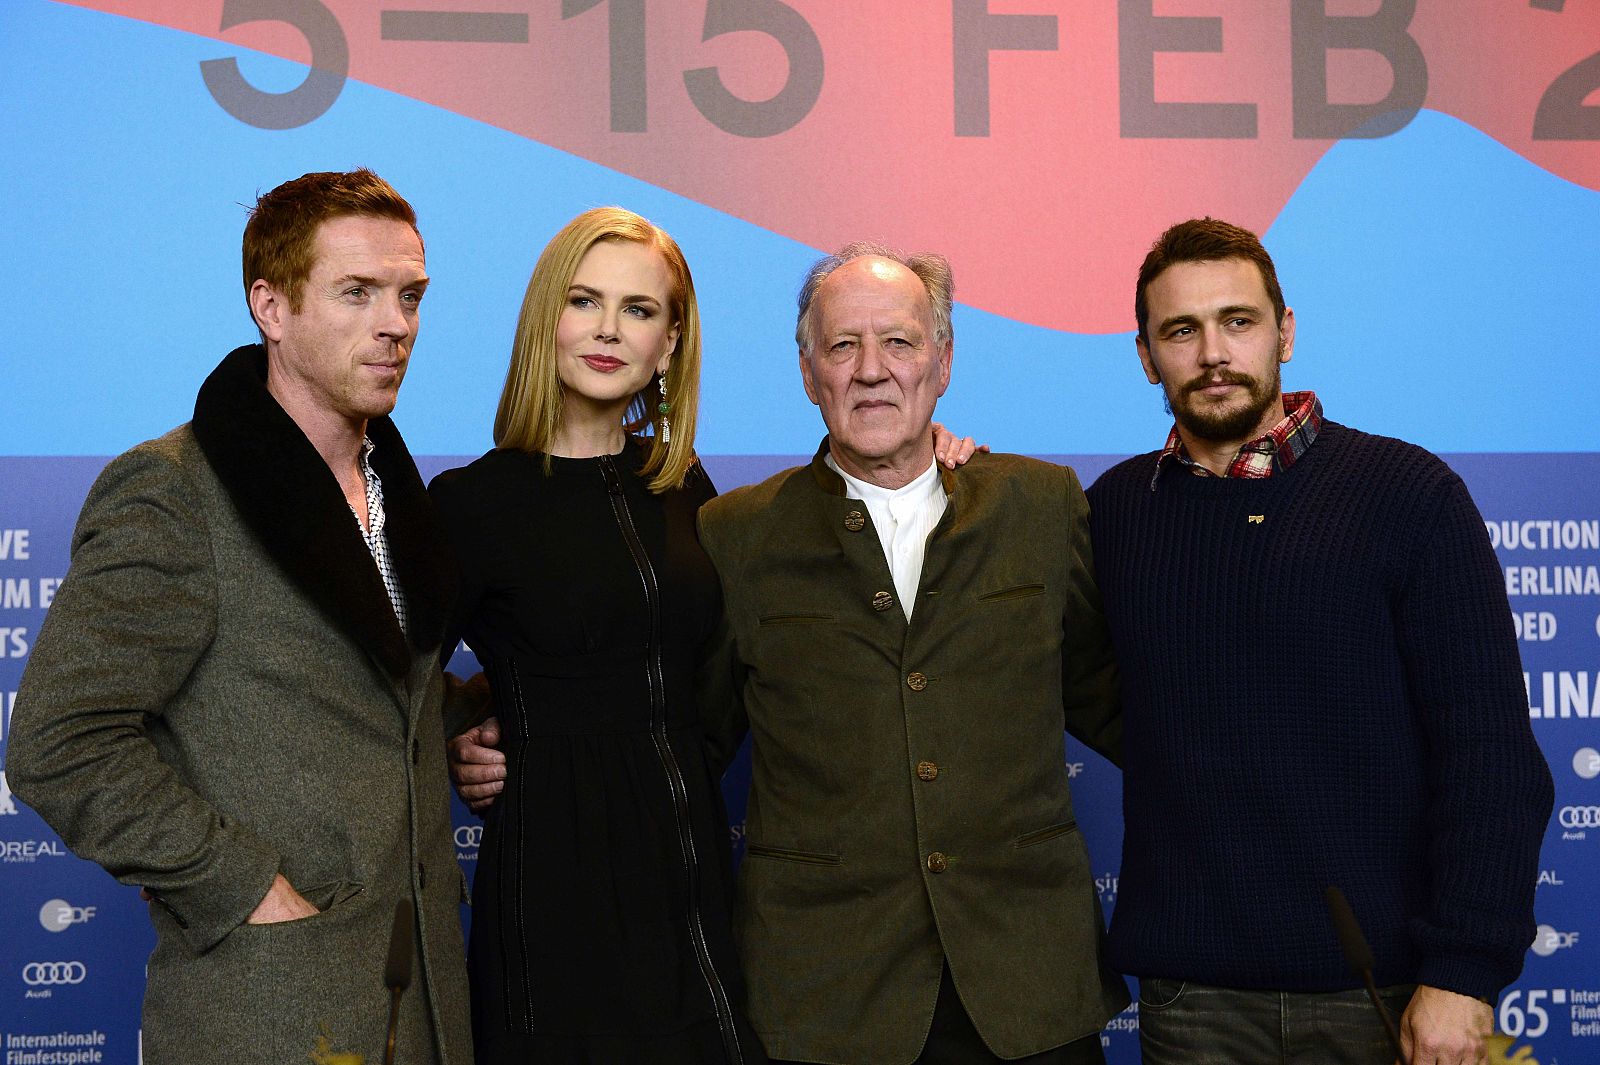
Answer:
[
  {"left": 1324, "top": 885, "right": 1410, "bottom": 1065},
  {"left": 383, "top": 898, "right": 414, "bottom": 1065},
  {"left": 385, "top": 987, "right": 402, "bottom": 1065}
]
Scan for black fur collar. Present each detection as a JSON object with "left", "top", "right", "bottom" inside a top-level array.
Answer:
[{"left": 191, "top": 345, "right": 456, "bottom": 679}]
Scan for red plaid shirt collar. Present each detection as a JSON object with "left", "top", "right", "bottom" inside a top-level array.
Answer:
[{"left": 1151, "top": 391, "right": 1323, "bottom": 490}]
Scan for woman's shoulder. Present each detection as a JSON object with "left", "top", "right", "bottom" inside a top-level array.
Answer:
[
  {"left": 431, "top": 447, "right": 534, "bottom": 490},
  {"left": 428, "top": 449, "right": 545, "bottom": 530}
]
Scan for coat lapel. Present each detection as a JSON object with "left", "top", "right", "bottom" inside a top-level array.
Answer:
[
  {"left": 806, "top": 438, "right": 908, "bottom": 623},
  {"left": 190, "top": 345, "right": 456, "bottom": 679}
]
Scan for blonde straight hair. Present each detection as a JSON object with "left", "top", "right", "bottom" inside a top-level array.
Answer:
[{"left": 493, "top": 207, "right": 702, "bottom": 492}]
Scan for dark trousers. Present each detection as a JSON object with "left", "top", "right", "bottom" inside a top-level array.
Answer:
[
  {"left": 1137, "top": 978, "right": 1416, "bottom": 1065},
  {"left": 774, "top": 963, "right": 1106, "bottom": 1064}
]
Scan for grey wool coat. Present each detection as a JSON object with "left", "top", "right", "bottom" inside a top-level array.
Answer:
[
  {"left": 696, "top": 443, "right": 1130, "bottom": 1065},
  {"left": 7, "top": 346, "right": 476, "bottom": 1064}
]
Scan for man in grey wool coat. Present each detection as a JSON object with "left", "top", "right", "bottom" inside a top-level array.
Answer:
[{"left": 6, "top": 169, "right": 477, "bottom": 1063}]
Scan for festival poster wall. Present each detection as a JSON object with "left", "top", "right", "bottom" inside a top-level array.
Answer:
[{"left": 3, "top": 2, "right": 1598, "bottom": 1061}]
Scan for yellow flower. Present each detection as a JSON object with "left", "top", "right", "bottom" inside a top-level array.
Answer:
[
  {"left": 309, "top": 1032, "right": 364, "bottom": 1065},
  {"left": 1486, "top": 1031, "right": 1539, "bottom": 1065}
]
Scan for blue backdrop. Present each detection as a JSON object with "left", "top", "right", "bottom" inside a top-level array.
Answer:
[{"left": 3, "top": 2, "right": 1597, "bottom": 1061}]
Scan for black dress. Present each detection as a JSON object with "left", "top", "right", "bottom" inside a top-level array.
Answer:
[{"left": 428, "top": 439, "right": 762, "bottom": 1065}]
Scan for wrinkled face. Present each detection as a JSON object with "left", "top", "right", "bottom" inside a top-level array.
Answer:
[
  {"left": 256, "top": 215, "right": 428, "bottom": 426},
  {"left": 1137, "top": 257, "right": 1294, "bottom": 445},
  {"left": 799, "top": 257, "right": 952, "bottom": 482},
  {"left": 554, "top": 239, "right": 679, "bottom": 424}
]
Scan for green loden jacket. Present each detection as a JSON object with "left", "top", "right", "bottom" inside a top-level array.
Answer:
[
  {"left": 697, "top": 441, "right": 1129, "bottom": 1065},
  {"left": 6, "top": 346, "right": 478, "bottom": 1064}
]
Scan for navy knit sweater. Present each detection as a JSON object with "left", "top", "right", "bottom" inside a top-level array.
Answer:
[{"left": 1085, "top": 421, "right": 1553, "bottom": 999}]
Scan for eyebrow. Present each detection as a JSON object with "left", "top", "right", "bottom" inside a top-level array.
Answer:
[
  {"left": 332, "top": 272, "right": 429, "bottom": 290},
  {"left": 568, "top": 283, "right": 662, "bottom": 306},
  {"left": 1156, "top": 304, "right": 1261, "bottom": 333}
]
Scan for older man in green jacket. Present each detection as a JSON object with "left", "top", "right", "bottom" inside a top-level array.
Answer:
[{"left": 693, "top": 245, "right": 1125, "bottom": 1064}]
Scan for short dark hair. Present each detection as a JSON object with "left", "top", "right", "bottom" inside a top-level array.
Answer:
[
  {"left": 242, "top": 168, "right": 420, "bottom": 315},
  {"left": 1135, "top": 218, "right": 1285, "bottom": 343}
]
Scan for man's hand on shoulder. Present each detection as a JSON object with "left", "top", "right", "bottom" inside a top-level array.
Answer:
[
  {"left": 246, "top": 874, "right": 318, "bottom": 925},
  {"left": 1399, "top": 984, "right": 1491, "bottom": 1065},
  {"left": 449, "top": 716, "right": 506, "bottom": 813},
  {"left": 931, "top": 422, "right": 988, "bottom": 469}
]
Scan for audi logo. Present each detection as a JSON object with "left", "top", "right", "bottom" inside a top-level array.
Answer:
[
  {"left": 455, "top": 826, "right": 483, "bottom": 848},
  {"left": 23, "top": 962, "right": 86, "bottom": 986},
  {"left": 1559, "top": 806, "right": 1600, "bottom": 829}
]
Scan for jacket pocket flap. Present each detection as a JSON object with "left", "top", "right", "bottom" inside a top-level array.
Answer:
[
  {"left": 745, "top": 843, "right": 843, "bottom": 865},
  {"left": 1012, "top": 820, "right": 1078, "bottom": 848},
  {"left": 977, "top": 582, "right": 1046, "bottom": 603}
]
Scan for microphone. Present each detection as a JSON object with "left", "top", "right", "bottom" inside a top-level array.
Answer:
[
  {"left": 383, "top": 898, "right": 414, "bottom": 1065},
  {"left": 1324, "top": 885, "right": 1409, "bottom": 1065}
]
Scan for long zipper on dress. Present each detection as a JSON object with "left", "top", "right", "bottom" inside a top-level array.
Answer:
[
  {"left": 501, "top": 658, "right": 538, "bottom": 1031},
  {"left": 600, "top": 455, "right": 745, "bottom": 1065}
]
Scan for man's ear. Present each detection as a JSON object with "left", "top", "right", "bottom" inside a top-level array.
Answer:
[
  {"left": 1278, "top": 307, "right": 1296, "bottom": 365},
  {"left": 1136, "top": 334, "right": 1162, "bottom": 385},
  {"left": 249, "top": 279, "right": 287, "bottom": 343},
  {"left": 935, "top": 337, "right": 953, "bottom": 397},
  {"left": 799, "top": 348, "right": 821, "bottom": 406}
]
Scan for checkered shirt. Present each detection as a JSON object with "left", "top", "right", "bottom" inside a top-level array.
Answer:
[
  {"left": 350, "top": 437, "right": 408, "bottom": 635},
  {"left": 1151, "top": 391, "right": 1323, "bottom": 490}
]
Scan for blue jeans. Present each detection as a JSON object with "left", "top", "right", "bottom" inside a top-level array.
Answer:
[{"left": 1137, "top": 978, "right": 1416, "bottom": 1065}]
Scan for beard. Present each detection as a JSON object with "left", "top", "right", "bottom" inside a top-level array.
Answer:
[{"left": 1162, "top": 363, "right": 1283, "bottom": 444}]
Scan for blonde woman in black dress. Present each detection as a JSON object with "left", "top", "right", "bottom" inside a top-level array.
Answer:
[{"left": 428, "top": 208, "right": 764, "bottom": 1064}]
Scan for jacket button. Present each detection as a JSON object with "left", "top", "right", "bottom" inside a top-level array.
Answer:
[
  {"left": 926, "top": 852, "right": 949, "bottom": 874},
  {"left": 907, "top": 671, "right": 928, "bottom": 691},
  {"left": 844, "top": 510, "right": 866, "bottom": 532},
  {"left": 412, "top": 738, "right": 421, "bottom": 766},
  {"left": 916, "top": 760, "right": 938, "bottom": 781},
  {"left": 873, "top": 591, "right": 894, "bottom": 612}
]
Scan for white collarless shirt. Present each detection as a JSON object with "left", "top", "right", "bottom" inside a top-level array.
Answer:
[{"left": 826, "top": 453, "right": 948, "bottom": 621}]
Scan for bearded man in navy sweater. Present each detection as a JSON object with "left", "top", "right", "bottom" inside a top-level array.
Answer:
[{"left": 1086, "top": 218, "right": 1552, "bottom": 1065}]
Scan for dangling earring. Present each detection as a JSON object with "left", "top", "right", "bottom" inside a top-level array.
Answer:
[{"left": 657, "top": 372, "right": 672, "bottom": 445}]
